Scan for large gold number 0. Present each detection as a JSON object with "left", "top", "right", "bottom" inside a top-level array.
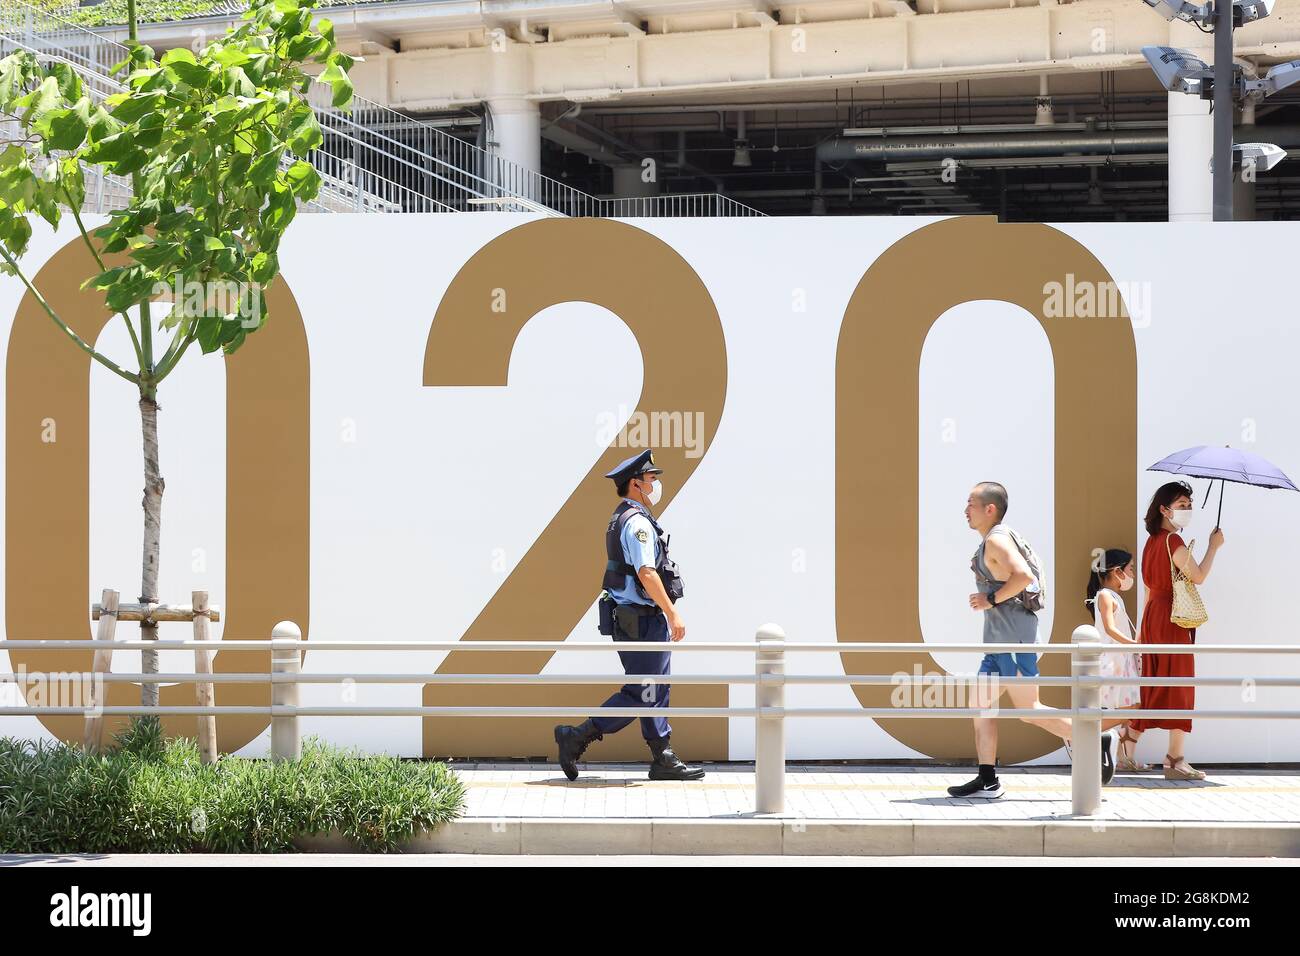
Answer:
[
  {"left": 421, "top": 218, "right": 729, "bottom": 759},
  {"left": 6, "top": 235, "right": 310, "bottom": 753},
  {"left": 837, "top": 216, "right": 1138, "bottom": 762}
]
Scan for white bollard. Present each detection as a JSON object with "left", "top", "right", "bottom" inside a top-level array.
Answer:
[
  {"left": 1071, "top": 624, "right": 1103, "bottom": 816},
  {"left": 271, "top": 621, "right": 302, "bottom": 762},
  {"left": 755, "top": 623, "right": 786, "bottom": 814}
]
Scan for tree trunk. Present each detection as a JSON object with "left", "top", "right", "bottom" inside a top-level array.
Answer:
[{"left": 138, "top": 395, "right": 164, "bottom": 709}]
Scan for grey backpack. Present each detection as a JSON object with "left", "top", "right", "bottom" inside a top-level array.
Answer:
[{"left": 995, "top": 525, "right": 1047, "bottom": 612}]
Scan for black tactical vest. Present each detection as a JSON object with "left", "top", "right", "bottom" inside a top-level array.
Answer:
[{"left": 602, "top": 499, "right": 684, "bottom": 602}]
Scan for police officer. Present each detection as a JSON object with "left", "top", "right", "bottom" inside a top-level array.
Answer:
[{"left": 553, "top": 449, "right": 705, "bottom": 782}]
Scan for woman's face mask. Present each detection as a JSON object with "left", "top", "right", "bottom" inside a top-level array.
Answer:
[{"left": 1165, "top": 506, "right": 1193, "bottom": 530}]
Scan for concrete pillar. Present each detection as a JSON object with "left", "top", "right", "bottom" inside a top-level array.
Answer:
[
  {"left": 482, "top": 39, "right": 542, "bottom": 203},
  {"left": 486, "top": 97, "right": 541, "bottom": 174},
  {"left": 1167, "top": 21, "right": 1213, "bottom": 222}
]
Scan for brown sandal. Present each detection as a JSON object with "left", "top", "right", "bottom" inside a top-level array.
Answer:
[
  {"left": 1116, "top": 727, "right": 1150, "bottom": 772},
  {"left": 1163, "top": 754, "right": 1207, "bottom": 781}
]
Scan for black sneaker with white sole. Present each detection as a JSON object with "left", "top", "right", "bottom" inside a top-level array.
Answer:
[{"left": 946, "top": 776, "right": 1004, "bottom": 799}]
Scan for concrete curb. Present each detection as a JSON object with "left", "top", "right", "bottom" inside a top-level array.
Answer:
[{"left": 297, "top": 819, "right": 1300, "bottom": 857}]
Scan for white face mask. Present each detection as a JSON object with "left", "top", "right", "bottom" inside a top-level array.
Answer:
[
  {"left": 1118, "top": 569, "right": 1135, "bottom": 592},
  {"left": 1166, "top": 508, "right": 1193, "bottom": 530},
  {"left": 646, "top": 478, "right": 663, "bottom": 506}
]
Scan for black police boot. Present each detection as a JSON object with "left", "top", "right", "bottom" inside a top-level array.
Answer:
[
  {"left": 554, "top": 719, "right": 603, "bottom": 781},
  {"left": 647, "top": 735, "right": 705, "bottom": 781}
]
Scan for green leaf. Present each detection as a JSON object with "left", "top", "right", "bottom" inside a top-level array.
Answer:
[
  {"left": 83, "top": 264, "right": 128, "bottom": 291},
  {"left": 195, "top": 314, "right": 224, "bottom": 353},
  {"left": 0, "top": 214, "right": 33, "bottom": 260},
  {"left": 132, "top": 241, "right": 182, "bottom": 271},
  {"left": 225, "top": 66, "right": 256, "bottom": 99},
  {"left": 227, "top": 152, "right": 253, "bottom": 182},
  {"left": 40, "top": 97, "right": 92, "bottom": 151},
  {"left": 0, "top": 161, "right": 36, "bottom": 209},
  {"left": 203, "top": 235, "right": 226, "bottom": 252},
  {"left": 82, "top": 130, "right": 139, "bottom": 165},
  {"left": 88, "top": 105, "right": 124, "bottom": 143},
  {"left": 328, "top": 75, "right": 353, "bottom": 110},
  {"left": 283, "top": 159, "right": 319, "bottom": 200},
  {"left": 222, "top": 326, "right": 248, "bottom": 355},
  {"left": 125, "top": 67, "right": 163, "bottom": 87},
  {"left": 250, "top": 251, "right": 278, "bottom": 284},
  {"left": 100, "top": 266, "right": 158, "bottom": 312},
  {"left": 248, "top": 147, "right": 283, "bottom": 186},
  {"left": 317, "top": 63, "right": 345, "bottom": 86},
  {"left": 285, "top": 33, "right": 327, "bottom": 62},
  {"left": 109, "top": 91, "right": 166, "bottom": 125},
  {"left": 165, "top": 59, "right": 212, "bottom": 89},
  {"left": 111, "top": 148, "right": 152, "bottom": 176},
  {"left": 17, "top": 76, "right": 65, "bottom": 127},
  {"left": 0, "top": 53, "right": 38, "bottom": 110},
  {"left": 211, "top": 46, "right": 252, "bottom": 68},
  {"left": 161, "top": 48, "right": 198, "bottom": 67},
  {"left": 59, "top": 156, "right": 85, "bottom": 210},
  {"left": 284, "top": 108, "right": 321, "bottom": 157}
]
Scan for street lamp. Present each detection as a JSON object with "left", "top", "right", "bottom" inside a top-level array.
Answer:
[{"left": 1139, "top": 0, "right": 1296, "bottom": 220}]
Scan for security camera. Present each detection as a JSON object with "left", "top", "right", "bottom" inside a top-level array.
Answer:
[
  {"left": 1141, "top": 46, "right": 1212, "bottom": 95},
  {"left": 1234, "top": 142, "right": 1287, "bottom": 173},
  {"left": 1243, "top": 59, "right": 1300, "bottom": 97},
  {"left": 1234, "top": 0, "right": 1276, "bottom": 25},
  {"left": 1140, "top": 0, "right": 1211, "bottom": 23}
]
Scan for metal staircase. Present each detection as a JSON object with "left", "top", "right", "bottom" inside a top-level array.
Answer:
[{"left": 0, "top": 0, "right": 764, "bottom": 217}]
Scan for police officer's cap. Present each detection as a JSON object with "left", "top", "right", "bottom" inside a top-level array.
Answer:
[{"left": 604, "top": 449, "right": 663, "bottom": 484}]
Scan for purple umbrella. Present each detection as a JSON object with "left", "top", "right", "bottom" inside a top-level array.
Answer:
[{"left": 1147, "top": 445, "right": 1299, "bottom": 529}]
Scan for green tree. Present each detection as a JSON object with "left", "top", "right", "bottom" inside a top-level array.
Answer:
[{"left": 0, "top": 0, "right": 352, "bottom": 710}]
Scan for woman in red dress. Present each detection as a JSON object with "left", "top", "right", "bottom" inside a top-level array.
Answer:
[{"left": 1125, "top": 481, "right": 1225, "bottom": 780}]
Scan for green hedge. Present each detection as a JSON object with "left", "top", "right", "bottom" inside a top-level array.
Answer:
[
  {"left": 0, "top": 718, "right": 465, "bottom": 853},
  {"left": 35, "top": 0, "right": 389, "bottom": 30}
]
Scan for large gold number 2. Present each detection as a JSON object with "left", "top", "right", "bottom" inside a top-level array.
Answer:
[
  {"left": 836, "top": 216, "right": 1138, "bottom": 762},
  {"left": 421, "top": 218, "right": 730, "bottom": 759},
  {"left": 6, "top": 235, "right": 310, "bottom": 754}
]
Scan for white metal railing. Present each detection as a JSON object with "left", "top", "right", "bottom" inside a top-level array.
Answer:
[
  {"left": 3, "top": 622, "right": 1299, "bottom": 817},
  {"left": 0, "top": 0, "right": 766, "bottom": 218}
]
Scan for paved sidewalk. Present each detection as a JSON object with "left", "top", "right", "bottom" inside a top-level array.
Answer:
[{"left": 451, "top": 762, "right": 1300, "bottom": 824}]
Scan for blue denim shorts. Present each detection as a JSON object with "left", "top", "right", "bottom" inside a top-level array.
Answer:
[{"left": 978, "top": 651, "right": 1040, "bottom": 678}]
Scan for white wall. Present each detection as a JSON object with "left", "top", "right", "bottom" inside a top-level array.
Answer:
[{"left": 1, "top": 214, "right": 1296, "bottom": 764}]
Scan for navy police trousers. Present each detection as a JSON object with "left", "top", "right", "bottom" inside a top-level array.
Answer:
[{"left": 590, "top": 608, "right": 671, "bottom": 742}]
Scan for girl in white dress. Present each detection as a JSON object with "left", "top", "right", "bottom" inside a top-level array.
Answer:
[{"left": 1085, "top": 548, "right": 1148, "bottom": 772}]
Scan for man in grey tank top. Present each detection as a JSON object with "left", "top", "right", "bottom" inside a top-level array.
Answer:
[{"left": 946, "top": 481, "right": 1113, "bottom": 799}]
